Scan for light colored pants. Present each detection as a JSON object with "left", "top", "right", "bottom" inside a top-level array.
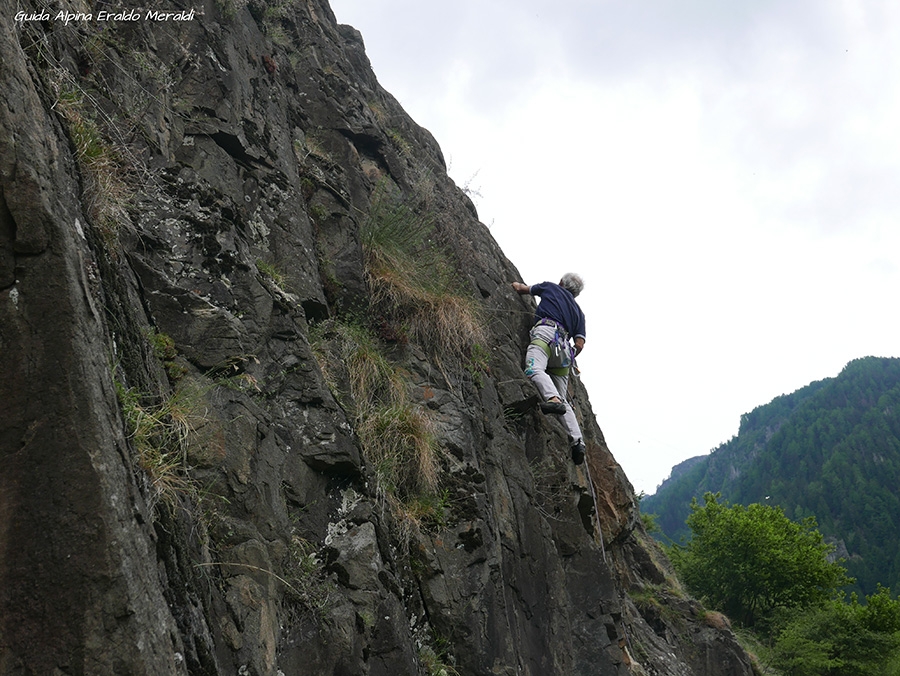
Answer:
[{"left": 524, "top": 323, "right": 582, "bottom": 443}]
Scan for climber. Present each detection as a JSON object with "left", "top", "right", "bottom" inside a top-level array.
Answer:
[{"left": 512, "top": 273, "right": 586, "bottom": 465}]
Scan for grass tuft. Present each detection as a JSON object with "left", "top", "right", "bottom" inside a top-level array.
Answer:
[
  {"left": 116, "top": 378, "right": 213, "bottom": 513},
  {"left": 283, "top": 534, "right": 333, "bottom": 615},
  {"left": 309, "top": 319, "right": 446, "bottom": 530},
  {"left": 49, "top": 69, "right": 131, "bottom": 248},
  {"left": 362, "top": 189, "right": 485, "bottom": 368},
  {"left": 419, "top": 645, "right": 461, "bottom": 676},
  {"left": 357, "top": 402, "right": 439, "bottom": 499},
  {"left": 256, "top": 259, "right": 288, "bottom": 290}
]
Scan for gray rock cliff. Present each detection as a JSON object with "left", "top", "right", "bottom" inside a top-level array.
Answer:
[{"left": 0, "top": 1, "right": 756, "bottom": 674}]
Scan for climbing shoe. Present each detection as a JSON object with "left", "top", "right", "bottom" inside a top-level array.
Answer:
[
  {"left": 540, "top": 399, "right": 567, "bottom": 415},
  {"left": 571, "top": 439, "right": 585, "bottom": 465}
]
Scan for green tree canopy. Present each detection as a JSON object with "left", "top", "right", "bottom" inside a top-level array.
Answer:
[
  {"left": 670, "top": 492, "right": 852, "bottom": 626},
  {"left": 772, "top": 586, "right": 900, "bottom": 676}
]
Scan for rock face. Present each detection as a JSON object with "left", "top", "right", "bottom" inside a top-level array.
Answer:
[{"left": 0, "top": 2, "right": 755, "bottom": 675}]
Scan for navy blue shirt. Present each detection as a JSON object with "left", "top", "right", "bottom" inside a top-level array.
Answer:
[{"left": 530, "top": 282, "right": 586, "bottom": 341}]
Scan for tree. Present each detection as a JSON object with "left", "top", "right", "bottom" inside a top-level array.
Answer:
[
  {"left": 772, "top": 586, "right": 900, "bottom": 676},
  {"left": 669, "top": 492, "right": 852, "bottom": 626}
]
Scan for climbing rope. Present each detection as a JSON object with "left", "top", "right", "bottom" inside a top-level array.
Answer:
[{"left": 581, "top": 455, "right": 607, "bottom": 564}]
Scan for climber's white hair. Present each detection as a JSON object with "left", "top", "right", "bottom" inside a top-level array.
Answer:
[{"left": 559, "top": 272, "right": 584, "bottom": 298}]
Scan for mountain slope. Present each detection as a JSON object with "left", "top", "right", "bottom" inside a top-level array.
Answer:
[
  {"left": 1, "top": 1, "right": 754, "bottom": 674},
  {"left": 644, "top": 356, "right": 900, "bottom": 595}
]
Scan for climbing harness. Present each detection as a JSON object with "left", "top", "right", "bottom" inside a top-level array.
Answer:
[{"left": 528, "top": 318, "right": 575, "bottom": 376}]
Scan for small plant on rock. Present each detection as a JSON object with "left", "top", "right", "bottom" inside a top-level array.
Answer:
[
  {"left": 362, "top": 188, "right": 485, "bottom": 370},
  {"left": 358, "top": 402, "right": 439, "bottom": 499},
  {"left": 283, "top": 534, "right": 332, "bottom": 615},
  {"left": 256, "top": 259, "right": 288, "bottom": 290},
  {"left": 116, "top": 378, "right": 212, "bottom": 513},
  {"left": 419, "top": 633, "right": 460, "bottom": 676},
  {"left": 49, "top": 68, "right": 131, "bottom": 248},
  {"left": 309, "top": 319, "right": 447, "bottom": 533},
  {"left": 148, "top": 329, "right": 187, "bottom": 381}
]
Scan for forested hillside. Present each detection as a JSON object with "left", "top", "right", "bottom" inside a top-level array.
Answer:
[{"left": 643, "top": 356, "right": 900, "bottom": 595}]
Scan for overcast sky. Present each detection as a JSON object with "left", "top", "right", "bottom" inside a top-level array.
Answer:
[{"left": 329, "top": 0, "right": 900, "bottom": 495}]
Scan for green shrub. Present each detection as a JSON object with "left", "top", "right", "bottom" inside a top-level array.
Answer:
[
  {"left": 668, "top": 492, "right": 851, "bottom": 627},
  {"left": 770, "top": 590, "right": 900, "bottom": 676}
]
